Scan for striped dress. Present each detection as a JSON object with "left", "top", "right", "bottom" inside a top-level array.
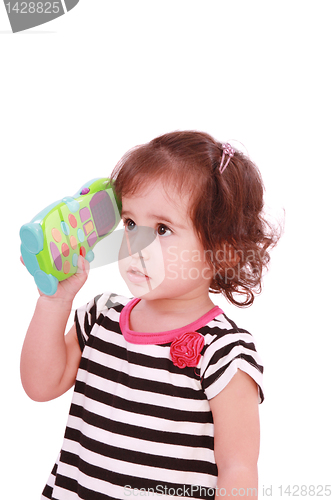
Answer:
[{"left": 41, "top": 293, "right": 264, "bottom": 500}]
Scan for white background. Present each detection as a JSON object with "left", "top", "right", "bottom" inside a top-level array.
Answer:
[{"left": 1, "top": 1, "right": 332, "bottom": 498}]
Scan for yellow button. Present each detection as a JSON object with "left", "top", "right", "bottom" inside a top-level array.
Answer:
[{"left": 84, "top": 220, "right": 94, "bottom": 235}]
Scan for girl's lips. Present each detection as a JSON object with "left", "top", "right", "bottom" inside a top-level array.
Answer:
[{"left": 127, "top": 267, "right": 150, "bottom": 283}]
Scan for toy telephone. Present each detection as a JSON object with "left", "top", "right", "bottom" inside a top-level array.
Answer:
[{"left": 20, "top": 178, "right": 121, "bottom": 296}]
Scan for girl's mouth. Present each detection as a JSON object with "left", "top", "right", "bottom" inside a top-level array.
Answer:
[{"left": 127, "top": 267, "right": 150, "bottom": 283}]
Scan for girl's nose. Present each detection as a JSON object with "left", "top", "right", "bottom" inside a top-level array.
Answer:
[
  {"left": 137, "top": 246, "right": 149, "bottom": 261},
  {"left": 126, "top": 226, "right": 155, "bottom": 259}
]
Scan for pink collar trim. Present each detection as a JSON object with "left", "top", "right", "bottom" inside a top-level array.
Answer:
[{"left": 119, "top": 298, "right": 223, "bottom": 345}]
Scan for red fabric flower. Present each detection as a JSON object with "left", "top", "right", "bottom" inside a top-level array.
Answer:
[{"left": 170, "top": 332, "right": 205, "bottom": 369}]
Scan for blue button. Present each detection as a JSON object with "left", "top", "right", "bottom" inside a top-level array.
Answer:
[
  {"left": 85, "top": 250, "right": 95, "bottom": 262},
  {"left": 72, "top": 253, "right": 79, "bottom": 267},
  {"left": 62, "top": 196, "right": 80, "bottom": 213},
  {"left": 20, "top": 222, "right": 44, "bottom": 254},
  {"left": 20, "top": 244, "right": 40, "bottom": 276},
  {"left": 77, "top": 228, "right": 85, "bottom": 242},
  {"left": 61, "top": 221, "right": 70, "bottom": 236},
  {"left": 34, "top": 270, "right": 59, "bottom": 296}
]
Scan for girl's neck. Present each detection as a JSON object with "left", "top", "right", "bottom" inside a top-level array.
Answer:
[
  {"left": 139, "top": 296, "right": 215, "bottom": 316},
  {"left": 129, "top": 294, "right": 216, "bottom": 333}
]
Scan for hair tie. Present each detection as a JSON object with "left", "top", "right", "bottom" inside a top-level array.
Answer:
[{"left": 219, "top": 143, "right": 234, "bottom": 174}]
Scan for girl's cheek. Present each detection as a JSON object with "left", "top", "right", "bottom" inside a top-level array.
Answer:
[
  {"left": 117, "top": 258, "right": 127, "bottom": 277},
  {"left": 163, "top": 242, "right": 179, "bottom": 264}
]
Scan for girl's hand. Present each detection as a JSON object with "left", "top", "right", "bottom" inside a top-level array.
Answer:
[{"left": 20, "top": 255, "right": 90, "bottom": 304}]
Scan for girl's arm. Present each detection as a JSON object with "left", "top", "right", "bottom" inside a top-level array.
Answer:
[
  {"left": 20, "top": 256, "right": 88, "bottom": 402},
  {"left": 209, "top": 369, "right": 260, "bottom": 500}
]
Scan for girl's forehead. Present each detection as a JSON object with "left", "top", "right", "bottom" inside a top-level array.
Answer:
[
  {"left": 122, "top": 180, "right": 192, "bottom": 221},
  {"left": 123, "top": 179, "right": 189, "bottom": 205}
]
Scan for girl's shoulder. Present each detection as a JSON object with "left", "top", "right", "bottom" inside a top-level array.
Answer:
[
  {"left": 75, "top": 292, "right": 131, "bottom": 350},
  {"left": 200, "top": 309, "right": 253, "bottom": 341},
  {"left": 199, "top": 310, "right": 264, "bottom": 403}
]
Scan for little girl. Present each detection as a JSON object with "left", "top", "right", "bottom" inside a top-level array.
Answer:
[{"left": 21, "top": 131, "right": 278, "bottom": 500}]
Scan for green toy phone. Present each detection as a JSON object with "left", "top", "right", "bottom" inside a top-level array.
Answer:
[{"left": 20, "top": 178, "right": 121, "bottom": 295}]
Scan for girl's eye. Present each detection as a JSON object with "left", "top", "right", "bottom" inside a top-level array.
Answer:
[
  {"left": 156, "top": 224, "right": 172, "bottom": 237},
  {"left": 124, "top": 219, "right": 137, "bottom": 232}
]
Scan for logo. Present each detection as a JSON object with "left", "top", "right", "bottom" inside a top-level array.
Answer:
[{"left": 3, "top": 0, "right": 80, "bottom": 33}]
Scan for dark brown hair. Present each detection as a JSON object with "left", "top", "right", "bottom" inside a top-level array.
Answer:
[{"left": 111, "top": 130, "right": 280, "bottom": 307}]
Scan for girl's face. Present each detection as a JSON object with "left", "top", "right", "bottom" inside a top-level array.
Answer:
[{"left": 118, "top": 179, "right": 214, "bottom": 301}]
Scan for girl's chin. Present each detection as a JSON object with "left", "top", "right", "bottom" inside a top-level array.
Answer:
[{"left": 123, "top": 277, "right": 154, "bottom": 297}]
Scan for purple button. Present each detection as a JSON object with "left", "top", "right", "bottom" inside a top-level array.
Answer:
[
  {"left": 87, "top": 231, "right": 97, "bottom": 248},
  {"left": 50, "top": 242, "right": 62, "bottom": 271},
  {"left": 81, "top": 188, "right": 90, "bottom": 195},
  {"left": 79, "top": 207, "right": 91, "bottom": 223}
]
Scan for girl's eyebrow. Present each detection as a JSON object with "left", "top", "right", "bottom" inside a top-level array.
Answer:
[
  {"left": 148, "top": 213, "right": 186, "bottom": 229},
  {"left": 121, "top": 210, "right": 133, "bottom": 218},
  {"left": 121, "top": 210, "right": 187, "bottom": 230}
]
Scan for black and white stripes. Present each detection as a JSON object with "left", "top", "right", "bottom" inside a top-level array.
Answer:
[{"left": 41, "top": 293, "right": 264, "bottom": 500}]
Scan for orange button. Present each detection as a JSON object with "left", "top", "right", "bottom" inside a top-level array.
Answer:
[
  {"left": 61, "top": 243, "right": 70, "bottom": 257},
  {"left": 70, "top": 235, "right": 77, "bottom": 250},
  {"left": 52, "top": 228, "right": 62, "bottom": 243},
  {"left": 68, "top": 214, "right": 77, "bottom": 228},
  {"left": 63, "top": 260, "right": 71, "bottom": 274}
]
